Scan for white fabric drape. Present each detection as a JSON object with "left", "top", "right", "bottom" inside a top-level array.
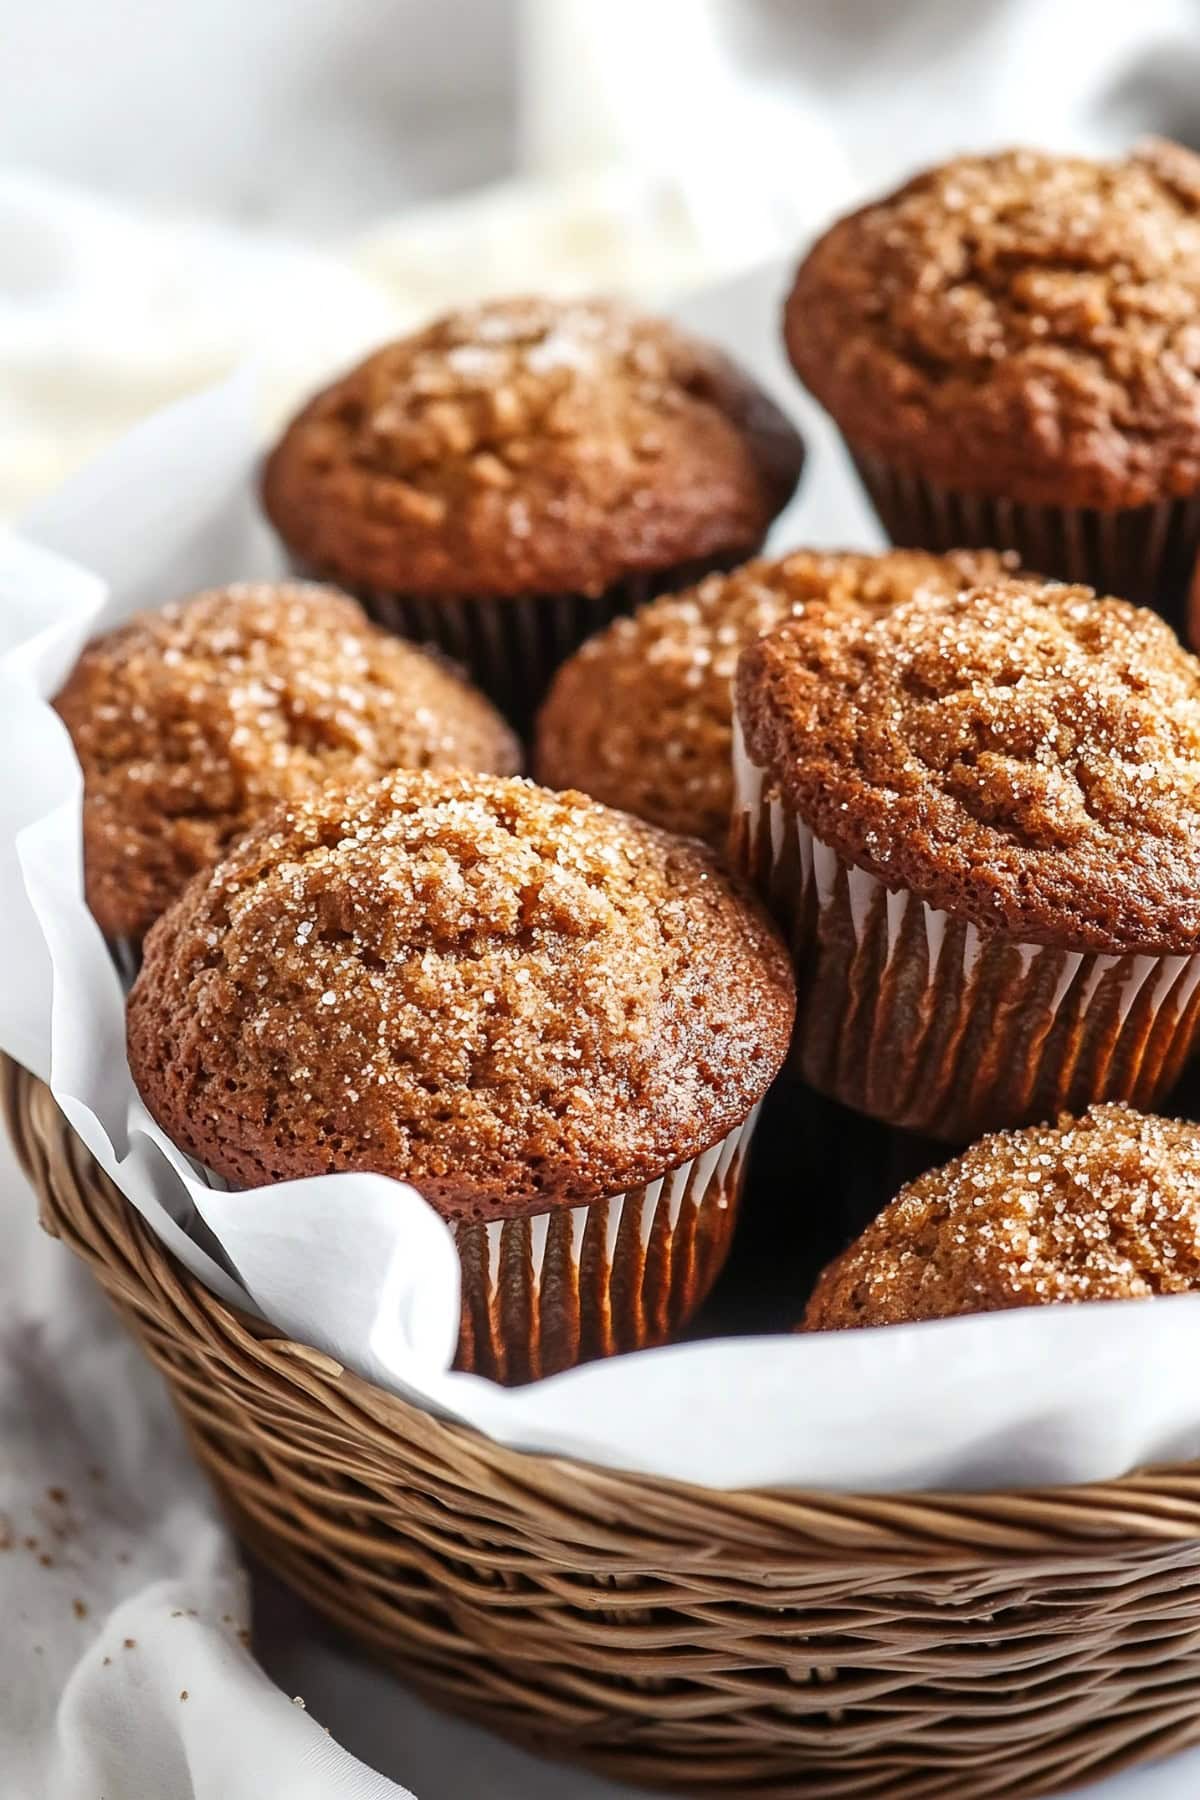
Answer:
[{"left": 7, "top": 4, "right": 1200, "bottom": 1793}]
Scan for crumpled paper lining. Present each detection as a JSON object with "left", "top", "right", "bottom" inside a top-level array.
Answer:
[{"left": 6, "top": 357, "right": 1200, "bottom": 1496}]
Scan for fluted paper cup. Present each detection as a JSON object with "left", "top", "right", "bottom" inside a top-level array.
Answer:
[
  {"left": 204, "top": 1111, "right": 757, "bottom": 1387},
  {"left": 1187, "top": 551, "right": 1200, "bottom": 652},
  {"left": 108, "top": 936, "right": 144, "bottom": 987},
  {"left": 454, "top": 1111, "right": 757, "bottom": 1385},
  {"left": 850, "top": 446, "right": 1200, "bottom": 634},
  {"left": 731, "top": 720, "right": 1200, "bottom": 1143},
  {"left": 289, "top": 550, "right": 757, "bottom": 731},
  {"left": 357, "top": 583, "right": 640, "bottom": 731}
]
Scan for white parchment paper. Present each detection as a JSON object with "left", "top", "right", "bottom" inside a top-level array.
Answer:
[{"left": 7, "top": 280, "right": 1200, "bottom": 1497}]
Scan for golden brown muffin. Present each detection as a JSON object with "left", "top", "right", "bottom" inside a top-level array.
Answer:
[
  {"left": 535, "top": 547, "right": 1012, "bottom": 847},
  {"left": 127, "top": 770, "right": 796, "bottom": 1382},
  {"left": 127, "top": 771, "right": 795, "bottom": 1221},
  {"left": 786, "top": 140, "right": 1200, "bottom": 512},
  {"left": 737, "top": 578, "right": 1200, "bottom": 953},
  {"left": 263, "top": 296, "right": 805, "bottom": 602},
  {"left": 56, "top": 582, "right": 520, "bottom": 944},
  {"left": 732, "top": 578, "right": 1200, "bottom": 1140},
  {"left": 804, "top": 1104, "right": 1200, "bottom": 1329}
]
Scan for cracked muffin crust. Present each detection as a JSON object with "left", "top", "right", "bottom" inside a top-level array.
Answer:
[
  {"left": 804, "top": 1104, "right": 1200, "bottom": 1329},
  {"left": 535, "top": 547, "right": 1013, "bottom": 847},
  {"left": 262, "top": 295, "right": 805, "bottom": 600},
  {"left": 56, "top": 582, "right": 520, "bottom": 942},
  {"left": 785, "top": 140, "right": 1200, "bottom": 510},
  {"left": 736, "top": 577, "right": 1200, "bottom": 953},
  {"left": 127, "top": 771, "right": 795, "bottom": 1223}
]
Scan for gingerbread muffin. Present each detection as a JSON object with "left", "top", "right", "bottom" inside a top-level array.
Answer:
[
  {"left": 785, "top": 140, "right": 1200, "bottom": 621},
  {"left": 804, "top": 1104, "right": 1200, "bottom": 1330},
  {"left": 732, "top": 577, "right": 1200, "bottom": 1141},
  {"left": 535, "top": 547, "right": 1012, "bottom": 848},
  {"left": 55, "top": 582, "right": 519, "bottom": 967},
  {"left": 127, "top": 771, "right": 795, "bottom": 1383},
  {"left": 261, "top": 295, "right": 805, "bottom": 724}
]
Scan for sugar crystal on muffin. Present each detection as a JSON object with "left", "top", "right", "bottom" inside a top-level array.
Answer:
[
  {"left": 55, "top": 581, "right": 520, "bottom": 944},
  {"left": 804, "top": 1104, "right": 1200, "bottom": 1329},
  {"left": 536, "top": 547, "right": 1013, "bottom": 846}
]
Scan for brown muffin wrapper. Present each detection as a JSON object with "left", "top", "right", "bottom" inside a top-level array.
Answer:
[
  {"left": 1188, "top": 552, "right": 1200, "bottom": 653},
  {"left": 731, "top": 721, "right": 1200, "bottom": 1143},
  {"left": 288, "top": 550, "right": 757, "bottom": 730},
  {"left": 360, "top": 584, "right": 640, "bottom": 730},
  {"left": 200, "top": 1111, "right": 756, "bottom": 1387},
  {"left": 108, "top": 936, "right": 144, "bottom": 987},
  {"left": 849, "top": 446, "right": 1200, "bottom": 634},
  {"left": 453, "top": 1112, "right": 756, "bottom": 1385}
]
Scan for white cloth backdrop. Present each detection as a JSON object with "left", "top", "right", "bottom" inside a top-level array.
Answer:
[
  {"left": 7, "top": 2, "right": 1200, "bottom": 1794},
  {"left": 6, "top": 0, "right": 1200, "bottom": 516}
]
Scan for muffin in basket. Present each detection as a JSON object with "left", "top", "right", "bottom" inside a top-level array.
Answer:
[
  {"left": 126, "top": 771, "right": 795, "bottom": 1384},
  {"left": 261, "top": 295, "right": 805, "bottom": 725},
  {"left": 804, "top": 1104, "right": 1200, "bottom": 1329},
  {"left": 535, "top": 546, "right": 1012, "bottom": 849},
  {"left": 732, "top": 576, "right": 1200, "bottom": 1142},
  {"left": 785, "top": 140, "right": 1200, "bottom": 622},
  {"left": 54, "top": 581, "right": 519, "bottom": 974}
]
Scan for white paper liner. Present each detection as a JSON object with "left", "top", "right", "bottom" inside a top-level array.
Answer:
[
  {"left": 10, "top": 372, "right": 1200, "bottom": 1493},
  {"left": 202, "top": 1107, "right": 751, "bottom": 1385},
  {"left": 454, "top": 1110, "right": 752, "bottom": 1383},
  {"left": 731, "top": 718, "right": 1200, "bottom": 1139}
]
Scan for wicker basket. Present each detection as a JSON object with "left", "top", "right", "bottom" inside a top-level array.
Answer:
[{"left": 10, "top": 1055, "right": 1200, "bottom": 1799}]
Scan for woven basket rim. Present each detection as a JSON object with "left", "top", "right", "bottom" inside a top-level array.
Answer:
[{"left": 9, "top": 1050, "right": 1200, "bottom": 1559}]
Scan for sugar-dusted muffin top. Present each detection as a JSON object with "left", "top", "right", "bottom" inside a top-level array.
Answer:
[
  {"left": 55, "top": 582, "right": 520, "bottom": 942},
  {"left": 786, "top": 140, "right": 1200, "bottom": 509},
  {"left": 804, "top": 1104, "right": 1200, "bottom": 1329},
  {"left": 262, "top": 295, "right": 805, "bottom": 600},
  {"left": 737, "top": 578, "right": 1200, "bottom": 952},
  {"left": 127, "top": 771, "right": 795, "bottom": 1221},
  {"left": 535, "top": 547, "right": 1012, "bottom": 847}
]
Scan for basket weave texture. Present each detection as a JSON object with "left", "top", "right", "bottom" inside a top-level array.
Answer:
[{"left": 9, "top": 1052, "right": 1200, "bottom": 1800}]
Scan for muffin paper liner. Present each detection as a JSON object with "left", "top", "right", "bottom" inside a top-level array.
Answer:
[
  {"left": 16, "top": 356, "right": 1200, "bottom": 1493},
  {"left": 731, "top": 719, "right": 1200, "bottom": 1142},
  {"left": 290, "top": 549, "right": 756, "bottom": 731},
  {"left": 849, "top": 446, "right": 1200, "bottom": 633},
  {"left": 357, "top": 582, "right": 643, "bottom": 730},
  {"left": 453, "top": 1115, "right": 753, "bottom": 1384},
  {"left": 202, "top": 1115, "right": 753, "bottom": 1387},
  {"left": 108, "top": 936, "right": 143, "bottom": 986}
]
